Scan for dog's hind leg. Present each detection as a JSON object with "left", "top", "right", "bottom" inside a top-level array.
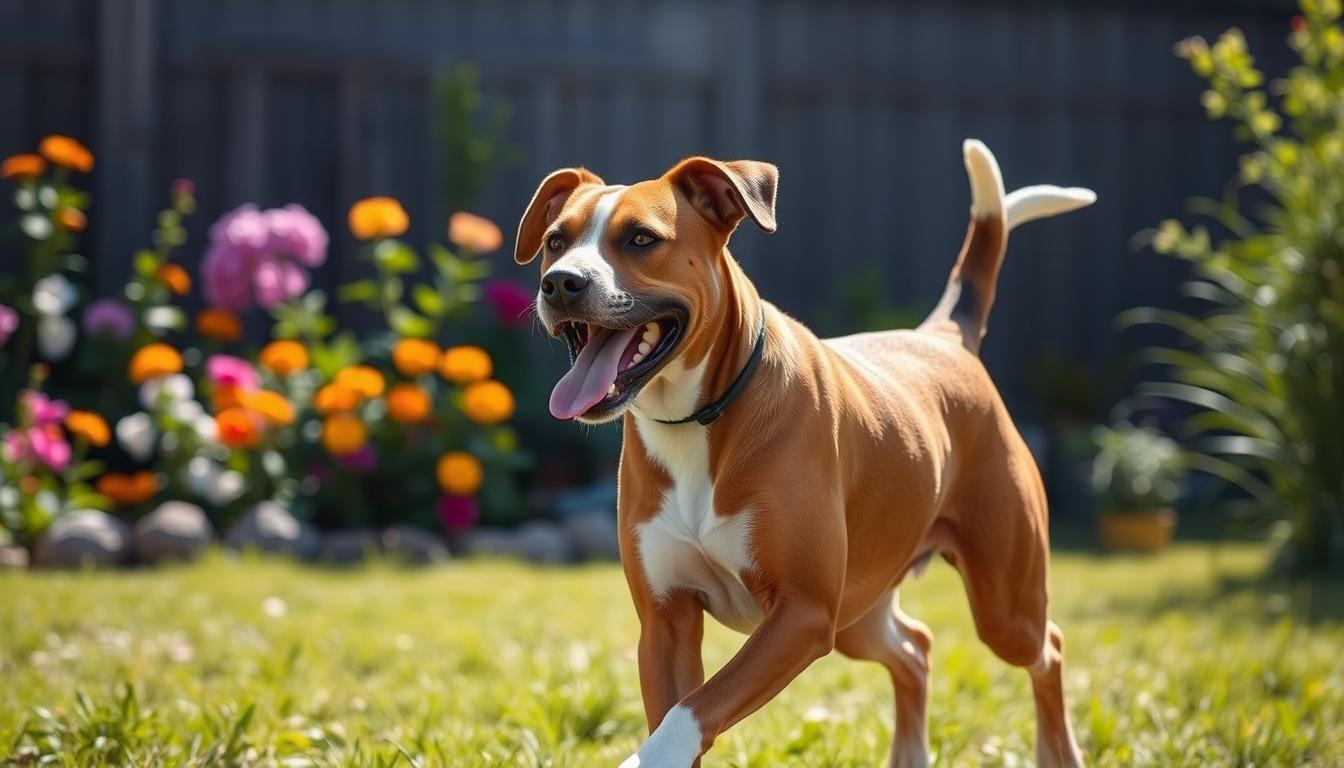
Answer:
[
  {"left": 944, "top": 451, "right": 1084, "bottom": 767},
  {"left": 835, "top": 590, "right": 932, "bottom": 768}
]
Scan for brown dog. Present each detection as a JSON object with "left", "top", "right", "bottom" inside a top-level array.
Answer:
[{"left": 515, "top": 140, "right": 1093, "bottom": 767}]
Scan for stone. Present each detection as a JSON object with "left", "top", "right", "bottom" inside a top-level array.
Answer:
[
  {"left": 0, "top": 545, "right": 30, "bottom": 569},
  {"left": 381, "top": 525, "right": 450, "bottom": 564},
  {"left": 513, "top": 520, "right": 574, "bottom": 565},
  {"left": 458, "top": 527, "right": 519, "bottom": 558},
  {"left": 562, "top": 511, "right": 620, "bottom": 561},
  {"left": 223, "top": 501, "right": 318, "bottom": 558},
  {"left": 132, "top": 501, "right": 212, "bottom": 563},
  {"left": 33, "top": 510, "right": 130, "bottom": 568},
  {"left": 316, "top": 529, "right": 380, "bottom": 565}
]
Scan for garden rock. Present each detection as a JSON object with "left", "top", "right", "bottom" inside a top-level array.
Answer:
[
  {"left": 381, "top": 525, "right": 449, "bottom": 564},
  {"left": 223, "top": 501, "right": 318, "bottom": 558},
  {"left": 0, "top": 545, "right": 29, "bottom": 569},
  {"left": 316, "top": 529, "right": 380, "bottom": 565},
  {"left": 133, "top": 501, "right": 212, "bottom": 563},
  {"left": 562, "top": 512, "right": 620, "bottom": 561},
  {"left": 33, "top": 510, "right": 130, "bottom": 568},
  {"left": 458, "top": 528, "right": 520, "bottom": 558},
  {"left": 514, "top": 520, "right": 574, "bottom": 565}
]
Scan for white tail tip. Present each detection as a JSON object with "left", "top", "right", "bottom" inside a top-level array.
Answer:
[
  {"left": 1004, "top": 185, "right": 1096, "bottom": 230},
  {"left": 963, "top": 139, "right": 1005, "bottom": 219}
]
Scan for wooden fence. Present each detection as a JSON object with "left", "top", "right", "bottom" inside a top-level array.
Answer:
[{"left": 0, "top": 0, "right": 1295, "bottom": 418}]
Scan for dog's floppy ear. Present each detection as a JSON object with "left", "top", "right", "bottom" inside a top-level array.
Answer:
[
  {"left": 514, "top": 167, "right": 606, "bottom": 264},
  {"left": 666, "top": 157, "right": 777, "bottom": 233}
]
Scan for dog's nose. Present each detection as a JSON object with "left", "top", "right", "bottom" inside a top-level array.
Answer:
[{"left": 541, "top": 269, "right": 590, "bottom": 309}]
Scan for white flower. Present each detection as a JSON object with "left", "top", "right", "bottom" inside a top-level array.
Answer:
[
  {"left": 181, "top": 457, "right": 242, "bottom": 505},
  {"left": 139, "top": 374, "right": 195, "bottom": 410},
  {"left": 212, "top": 470, "right": 244, "bottom": 505},
  {"left": 142, "top": 306, "right": 185, "bottom": 333},
  {"left": 116, "top": 412, "right": 157, "bottom": 462},
  {"left": 32, "top": 274, "right": 77, "bottom": 316},
  {"left": 36, "top": 316, "right": 76, "bottom": 360},
  {"left": 191, "top": 414, "right": 218, "bottom": 444}
]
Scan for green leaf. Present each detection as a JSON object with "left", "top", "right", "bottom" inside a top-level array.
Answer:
[
  {"left": 312, "top": 332, "right": 362, "bottom": 377},
  {"left": 375, "top": 239, "right": 420, "bottom": 274},
  {"left": 338, "top": 279, "right": 379, "bottom": 304},
  {"left": 382, "top": 277, "right": 404, "bottom": 305},
  {"left": 389, "top": 307, "right": 434, "bottom": 338},
  {"left": 413, "top": 285, "right": 445, "bottom": 316}
]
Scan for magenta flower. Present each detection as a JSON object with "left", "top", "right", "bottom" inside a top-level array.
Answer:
[
  {"left": 437, "top": 494, "right": 479, "bottom": 532},
  {"left": 253, "top": 258, "right": 309, "bottom": 308},
  {"left": 205, "top": 355, "right": 259, "bottom": 391},
  {"left": 28, "top": 426, "right": 71, "bottom": 473},
  {"left": 265, "top": 204, "right": 328, "bottom": 268},
  {"left": 20, "top": 390, "right": 70, "bottom": 427},
  {"left": 82, "top": 298, "right": 135, "bottom": 341},
  {"left": 334, "top": 445, "right": 378, "bottom": 473},
  {"left": 0, "top": 304, "right": 17, "bottom": 348},
  {"left": 484, "top": 280, "right": 533, "bottom": 328}
]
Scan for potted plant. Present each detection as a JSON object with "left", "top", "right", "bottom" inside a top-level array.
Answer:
[{"left": 1090, "top": 422, "right": 1185, "bottom": 552}]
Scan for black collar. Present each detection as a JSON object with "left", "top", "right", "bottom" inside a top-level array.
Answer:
[{"left": 655, "top": 310, "right": 766, "bottom": 426}]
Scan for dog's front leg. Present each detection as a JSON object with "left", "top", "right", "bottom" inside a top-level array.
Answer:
[
  {"left": 635, "top": 588, "right": 705, "bottom": 734},
  {"left": 620, "top": 596, "right": 839, "bottom": 768}
]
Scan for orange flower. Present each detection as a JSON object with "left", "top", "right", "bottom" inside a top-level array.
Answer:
[
  {"left": 216, "top": 407, "right": 261, "bottom": 449},
  {"left": 348, "top": 196, "right": 409, "bottom": 240},
  {"left": 259, "top": 340, "right": 309, "bottom": 377},
  {"left": 438, "top": 345, "right": 492, "bottom": 384},
  {"left": 334, "top": 365, "right": 384, "bottom": 398},
  {"left": 448, "top": 212, "right": 503, "bottom": 253},
  {"left": 96, "top": 472, "right": 158, "bottom": 506},
  {"left": 461, "top": 380, "right": 515, "bottom": 425},
  {"left": 386, "top": 383, "right": 432, "bottom": 424},
  {"left": 129, "top": 343, "right": 184, "bottom": 384},
  {"left": 392, "top": 338, "right": 441, "bottom": 377},
  {"left": 242, "top": 390, "right": 295, "bottom": 427},
  {"left": 156, "top": 263, "right": 191, "bottom": 295},
  {"left": 55, "top": 207, "right": 86, "bottom": 232},
  {"left": 196, "top": 308, "right": 242, "bottom": 343},
  {"left": 314, "top": 383, "right": 360, "bottom": 414},
  {"left": 213, "top": 385, "right": 245, "bottom": 412},
  {"left": 436, "top": 451, "right": 483, "bottom": 495},
  {"left": 321, "top": 413, "right": 367, "bottom": 456},
  {"left": 38, "top": 135, "right": 94, "bottom": 173},
  {"left": 1, "top": 153, "right": 45, "bottom": 180},
  {"left": 65, "top": 410, "right": 110, "bottom": 447}
]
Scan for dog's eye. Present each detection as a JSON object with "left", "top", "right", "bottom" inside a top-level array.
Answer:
[
  {"left": 546, "top": 234, "right": 566, "bottom": 253},
  {"left": 629, "top": 231, "right": 659, "bottom": 248}
]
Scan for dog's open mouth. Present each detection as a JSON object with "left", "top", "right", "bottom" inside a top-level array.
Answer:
[{"left": 549, "top": 315, "right": 683, "bottom": 420}]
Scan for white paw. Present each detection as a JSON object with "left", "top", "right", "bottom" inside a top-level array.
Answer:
[{"left": 619, "top": 704, "right": 702, "bottom": 768}]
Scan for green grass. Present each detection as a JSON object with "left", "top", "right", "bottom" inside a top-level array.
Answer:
[{"left": 2, "top": 544, "right": 1342, "bottom": 766}]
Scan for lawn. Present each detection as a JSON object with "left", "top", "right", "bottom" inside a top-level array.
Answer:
[{"left": 2, "top": 544, "right": 1342, "bottom": 767}]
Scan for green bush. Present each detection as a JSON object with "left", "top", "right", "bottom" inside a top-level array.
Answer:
[
  {"left": 1126, "top": 0, "right": 1344, "bottom": 573},
  {"left": 1090, "top": 423, "right": 1186, "bottom": 513}
]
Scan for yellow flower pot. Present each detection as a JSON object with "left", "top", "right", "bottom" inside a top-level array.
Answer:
[{"left": 1097, "top": 508, "right": 1176, "bottom": 553}]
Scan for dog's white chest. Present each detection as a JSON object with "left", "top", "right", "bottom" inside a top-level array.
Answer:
[{"left": 632, "top": 417, "right": 762, "bottom": 633}]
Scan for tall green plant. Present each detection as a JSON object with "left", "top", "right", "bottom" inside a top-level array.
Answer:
[{"left": 1126, "top": 0, "right": 1344, "bottom": 573}]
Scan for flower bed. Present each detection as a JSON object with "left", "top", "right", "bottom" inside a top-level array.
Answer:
[{"left": 0, "top": 136, "right": 546, "bottom": 567}]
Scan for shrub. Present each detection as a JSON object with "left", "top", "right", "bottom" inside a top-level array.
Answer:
[
  {"left": 1126, "top": 0, "right": 1344, "bottom": 573},
  {"left": 1090, "top": 423, "right": 1186, "bottom": 513}
]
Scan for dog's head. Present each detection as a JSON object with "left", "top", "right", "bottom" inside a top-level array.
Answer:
[{"left": 515, "top": 158, "right": 777, "bottom": 424}]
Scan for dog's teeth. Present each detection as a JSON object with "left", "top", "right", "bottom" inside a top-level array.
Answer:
[
  {"left": 644, "top": 324, "right": 661, "bottom": 343},
  {"left": 645, "top": 322, "right": 657, "bottom": 333},
  {"left": 632, "top": 353, "right": 644, "bottom": 365},
  {"left": 638, "top": 341, "right": 651, "bottom": 354},
  {"left": 607, "top": 384, "right": 616, "bottom": 396}
]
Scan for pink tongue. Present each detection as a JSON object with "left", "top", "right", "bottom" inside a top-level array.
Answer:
[{"left": 550, "top": 326, "right": 641, "bottom": 419}]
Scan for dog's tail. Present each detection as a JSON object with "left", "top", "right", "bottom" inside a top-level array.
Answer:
[{"left": 918, "top": 140, "right": 1095, "bottom": 355}]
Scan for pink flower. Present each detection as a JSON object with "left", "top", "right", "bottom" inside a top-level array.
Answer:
[
  {"left": 201, "top": 203, "right": 328, "bottom": 311},
  {"left": 2, "top": 430, "right": 31, "bottom": 464},
  {"left": 82, "top": 298, "right": 135, "bottom": 340},
  {"left": 0, "top": 304, "right": 17, "bottom": 348},
  {"left": 484, "top": 280, "right": 533, "bottom": 328},
  {"left": 265, "top": 204, "right": 328, "bottom": 268},
  {"left": 205, "top": 355, "right": 259, "bottom": 391},
  {"left": 437, "top": 494, "right": 480, "bottom": 532},
  {"left": 334, "top": 445, "right": 378, "bottom": 473},
  {"left": 28, "top": 425, "right": 71, "bottom": 473},
  {"left": 20, "top": 390, "right": 70, "bottom": 427}
]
